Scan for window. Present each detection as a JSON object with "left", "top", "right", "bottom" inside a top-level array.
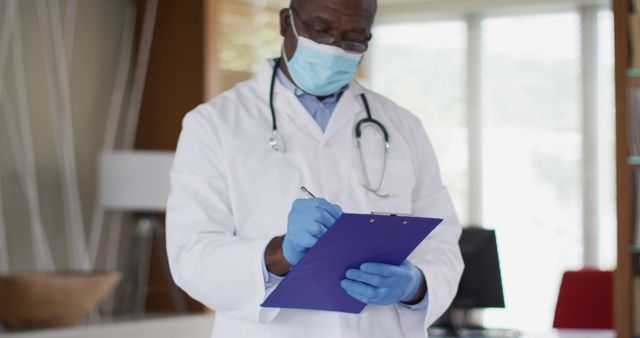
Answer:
[
  {"left": 481, "top": 12, "right": 583, "bottom": 329},
  {"left": 366, "top": 21, "right": 470, "bottom": 225},
  {"left": 217, "top": 0, "right": 287, "bottom": 72},
  {"left": 596, "top": 9, "right": 616, "bottom": 271},
  {"left": 365, "top": 5, "right": 615, "bottom": 331}
]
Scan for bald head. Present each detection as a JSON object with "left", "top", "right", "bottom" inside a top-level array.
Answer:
[
  {"left": 288, "top": 0, "right": 377, "bottom": 30},
  {"left": 280, "top": 0, "right": 377, "bottom": 54},
  {"left": 278, "top": 0, "right": 376, "bottom": 95},
  {"left": 290, "top": 0, "right": 377, "bottom": 17}
]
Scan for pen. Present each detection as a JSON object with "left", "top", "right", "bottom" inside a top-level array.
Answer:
[{"left": 300, "top": 186, "right": 316, "bottom": 199}]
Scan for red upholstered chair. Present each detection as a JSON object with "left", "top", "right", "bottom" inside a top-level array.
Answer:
[{"left": 553, "top": 269, "right": 613, "bottom": 329}]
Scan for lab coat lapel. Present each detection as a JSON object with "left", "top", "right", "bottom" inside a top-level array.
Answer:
[
  {"left": 323, "top": 82, "right": 365, "bottom": 142},
  {"left": 278, "top": 90, "right": 326, "bottom": 143}
]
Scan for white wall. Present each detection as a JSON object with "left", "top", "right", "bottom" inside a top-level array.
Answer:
[{"left": 0, "top": 0, "right": 131, "bottom": 272}]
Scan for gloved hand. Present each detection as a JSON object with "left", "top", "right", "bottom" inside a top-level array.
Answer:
[
  {"left": 340, "top": 260, "right": 424, "bottom": 305},
  {"left": 282, "top": 198, "right": 343, "bottom": 265}
]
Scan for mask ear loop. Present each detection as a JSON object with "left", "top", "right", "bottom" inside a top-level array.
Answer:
[
  {"left": 281, "top": 8, "right": 305, "bottom": 92},
  {"left": 288, "top": 8, "right": 301, "bottom": 38},
  {"left": 282, "top": 8, "right": 300, "bottom": 67}
]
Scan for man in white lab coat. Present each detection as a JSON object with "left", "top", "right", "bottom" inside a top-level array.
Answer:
[{"left": 166, "top": 0, "right": 464, "bottom": 337}]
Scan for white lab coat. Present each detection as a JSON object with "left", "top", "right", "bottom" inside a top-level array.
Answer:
[{"left": 166, "top": 61, "right": 464, "bottom": 338}]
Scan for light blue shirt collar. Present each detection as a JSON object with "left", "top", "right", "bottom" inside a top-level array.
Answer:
[{"left": 270, "top": 58, "right": 347, "bottom": 132}]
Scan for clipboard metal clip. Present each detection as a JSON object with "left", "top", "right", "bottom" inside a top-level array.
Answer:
[{"left": 371, "top": 211, "right": 412, "bottom": 217}]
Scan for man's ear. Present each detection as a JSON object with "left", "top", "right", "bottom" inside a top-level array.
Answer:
[{"left": 279, "top": 8, "right": 291, "bottom": 37}]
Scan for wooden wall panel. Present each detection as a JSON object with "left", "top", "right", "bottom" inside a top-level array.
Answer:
[
  {"left": 135, "top": 0, "right": 206, "bottom": 151},
  {"left": 133, "top": 0, "right": 208, "bottom": 313}
]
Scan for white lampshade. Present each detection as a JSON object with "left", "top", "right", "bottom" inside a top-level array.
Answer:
[{"left": 98, "top": 151, "right": 175, "bottom": 212}]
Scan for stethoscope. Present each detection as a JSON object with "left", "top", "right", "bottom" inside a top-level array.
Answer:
[{"left": 268, "top": 58, "right": 391, "bottom": 198}]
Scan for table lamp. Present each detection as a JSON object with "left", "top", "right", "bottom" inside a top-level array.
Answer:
[{"left": 98, "top": 151, "right": 186, "bottom": 317}]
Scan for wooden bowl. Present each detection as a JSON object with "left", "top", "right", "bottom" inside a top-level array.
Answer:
[{"left": 0, "top": 271, "right": 121, "bottom": 330}]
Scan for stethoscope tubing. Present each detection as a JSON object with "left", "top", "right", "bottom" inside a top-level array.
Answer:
[{"left": 268, "top": 57, "right": 390, "bottom": 197}]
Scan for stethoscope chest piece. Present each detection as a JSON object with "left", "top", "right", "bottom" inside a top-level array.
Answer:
[{"left": 269, "top": 130, "right": 286, "bottom": 152}]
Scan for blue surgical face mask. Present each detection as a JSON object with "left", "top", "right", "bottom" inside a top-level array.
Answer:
[{"left": 283, "top": 9, "right": 363, "bottom": 97}]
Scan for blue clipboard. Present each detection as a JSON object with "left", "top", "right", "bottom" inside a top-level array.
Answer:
[{"left": 260, "top": 213, "right": 443, "bottom": 314}]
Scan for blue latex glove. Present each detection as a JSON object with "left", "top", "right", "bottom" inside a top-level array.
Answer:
[
  {"left": 340, "top": 260, "right": 424, "bottom": 305},
  {"left": 282, "top": 198, "right": 343, "bottom": 265}
]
